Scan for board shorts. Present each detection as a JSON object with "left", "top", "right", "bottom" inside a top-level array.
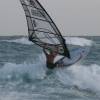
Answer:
[{"left": 47, "top": 62, "right": 56, "bottom": 69}]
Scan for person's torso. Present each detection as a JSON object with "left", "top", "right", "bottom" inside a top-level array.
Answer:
[{"left": 46, "top": 54, "right": 55, "bottom": 63}]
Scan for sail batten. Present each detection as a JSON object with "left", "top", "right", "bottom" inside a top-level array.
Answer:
[
  {"left": 26, "top": 16, "right": 53, "bottom": 23},
  {"left": 20, "top": 0, "right": 70, "bottom": 57}
]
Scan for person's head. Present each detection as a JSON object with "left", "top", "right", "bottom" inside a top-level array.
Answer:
[{"left": 53, "top": 50, "right": 58, "bottom": 56}]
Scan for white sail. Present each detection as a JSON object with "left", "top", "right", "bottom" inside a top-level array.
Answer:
[{"left": 20, "top": 0, "right": 70, "bottom": 58}]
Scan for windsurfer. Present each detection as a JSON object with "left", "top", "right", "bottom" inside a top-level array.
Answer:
[
  {"left": 43, "top": 46, "right": 63, "bottom": 69},
  {"left": 43, "top": 48, "right": 57, "bottom": 69}
]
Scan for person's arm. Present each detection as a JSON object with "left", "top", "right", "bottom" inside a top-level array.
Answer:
[{"left": 54, "top": 57, "right": 65, "bottom": 67}]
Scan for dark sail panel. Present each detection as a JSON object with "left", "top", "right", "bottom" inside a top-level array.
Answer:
[{"left": 20, "top": 0, "right": 70, "bottom": 58}]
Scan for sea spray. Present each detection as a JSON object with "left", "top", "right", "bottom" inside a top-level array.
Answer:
[
  {"left": 2, "top": 37, "right": 93, "bottom": 46},
  {"left": 56, "top": 64, "right": 100, "bottom": 92},
  {"left": 0, "top": 36, "right": 99, "bottom": 100},
  {"left": 0, "top": 53, "right": 46, "bottom": 81}
]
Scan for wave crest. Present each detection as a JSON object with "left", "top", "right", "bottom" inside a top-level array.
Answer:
[
  {"left": 56, "top": 64, "right": 100, "bottom": 92},
  {"left": 2, "top": 37, "right": 93, "bottom": 46}
]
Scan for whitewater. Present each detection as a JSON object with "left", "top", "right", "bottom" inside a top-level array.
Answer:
[{"left": 0, "top": 36, "right": 100, "bottom": 100}]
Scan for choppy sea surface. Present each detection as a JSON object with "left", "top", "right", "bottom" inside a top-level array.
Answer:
[{"left": 0, "top": 36, "right": 100, "bottom": 100}]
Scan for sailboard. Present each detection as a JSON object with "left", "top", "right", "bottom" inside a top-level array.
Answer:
[
  {"left": 20, "top": 0, "right": 70, "bottom": 58},
  {"left": 20, "top": 0, "right": 89, "bottom": 68},
  {"left": 54, "top": 47, "right": 89, "bottom": 67}
]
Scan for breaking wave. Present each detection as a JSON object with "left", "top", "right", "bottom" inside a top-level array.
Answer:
[
  {"left": 2, "top": 37, "right": 93, "bottom": 46},
  {"left": 65, "top": 37, "right": 94, "bottom": 46},
  {"left": 0, "top": 53, "right": 46, "bottom": 81},
  {"left": 56, "top": 64, "right": 100, "bottom": 92},
  {"left": 2, "top": 37, "right": 33, "bottom": 45},
  {"left": 0, "top": 53, "right": 100, "bottom": 93}
]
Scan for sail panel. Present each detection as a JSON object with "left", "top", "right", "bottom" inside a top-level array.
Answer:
[
  {"left": 20, "top": 0, "right": 70, "bottom": 57},
  {"left": 34, "top": 31, "right": 60, "bottom": 44}
]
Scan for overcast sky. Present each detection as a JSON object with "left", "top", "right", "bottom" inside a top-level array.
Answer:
[{"left": 0, "top": 0, "right": 100, "bottom": 36}]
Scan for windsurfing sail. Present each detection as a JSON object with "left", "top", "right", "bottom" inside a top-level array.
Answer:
[{"left": 20, "top": 0, "right": 70, "bottom": 58}]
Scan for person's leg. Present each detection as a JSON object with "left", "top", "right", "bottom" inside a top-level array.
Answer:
[{"left": 47, "top": 63, "right": 55, "bottom": 69}]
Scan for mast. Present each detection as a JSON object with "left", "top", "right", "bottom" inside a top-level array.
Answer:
[{"left": 36, "top": 0, "right": 70, "bottom": 58}]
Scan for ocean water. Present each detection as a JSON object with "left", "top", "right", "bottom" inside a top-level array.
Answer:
[{"left": 0, "top": 36, "right": 100, "bottom": 100}]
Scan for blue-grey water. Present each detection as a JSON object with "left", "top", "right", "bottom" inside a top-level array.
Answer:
[{"left": 0, "top": 36, "right": 100, "bottom": 100}]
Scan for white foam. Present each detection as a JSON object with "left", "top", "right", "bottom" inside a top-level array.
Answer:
[
  {"left": 0, "top": 53, "right": 46, "bottom": 80},
  {"left": 56, "top": 64, "right": 100, "bottom": 92},
  {"left": 3, "top": 37, "right": 33, "bottom": 45},
  {"left": 1, "top": 53, "right": 100, "bottom": 93},
  {"left": 2, "top": 37, "right": 93, "bottom": 46},
  {"left": 65, "top": 37, "right": 93, "bottom": 46}
]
